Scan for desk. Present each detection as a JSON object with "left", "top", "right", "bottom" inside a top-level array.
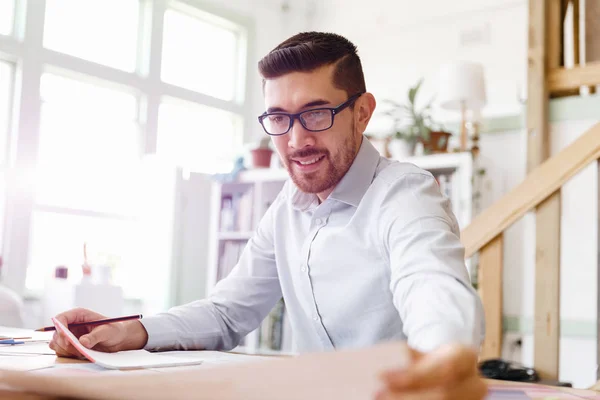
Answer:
[
  {"left": 486, "top": 379, "right": 600, "bottom": 399},
  {"left": 0, "top": 355, "right": 82, "bottom": 400},
  {"left": 1, "top": 377, "right": 599, "bottom": 400},
  {"left": 2, "top": 340, "right": 600, "bottom": 400}
]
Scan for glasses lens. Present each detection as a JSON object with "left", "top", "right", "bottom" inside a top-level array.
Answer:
[
  {"left": 262, "top": 114, "right": 291, "bottom": 135},
  {"left": 300, "top": 109, "right": 333, "bottom": 131}
]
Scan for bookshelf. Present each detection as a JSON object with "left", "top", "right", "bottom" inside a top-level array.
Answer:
[
  {"left": 206, "top": 167, "right": 292, "bottom": 355},
  {"left": 207, "top": 151, "right": 478, "bottom": 355}
]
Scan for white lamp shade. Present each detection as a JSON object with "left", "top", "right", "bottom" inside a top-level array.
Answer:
[{"left": 437, "top": 61, "right": 487, "bottom": 111}]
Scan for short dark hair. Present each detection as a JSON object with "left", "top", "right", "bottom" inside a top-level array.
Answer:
[{"left": 258, "top": 31, "right": 366, "bottom": 97}]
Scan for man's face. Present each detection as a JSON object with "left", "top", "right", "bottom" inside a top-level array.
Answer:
[{"left": 263, "top": 65, "right": 372, "bottom": 198}]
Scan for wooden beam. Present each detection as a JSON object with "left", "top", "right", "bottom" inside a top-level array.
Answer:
[
  {"left": 572, "top": 0, "right": 580, "bottom": 65},
  {"left": 549, "top": 62, "right": 600, "bottom": 94},
  {"left": 533, "top": 191, "right": 561, "bottom": 380},
  {"left": 532, "top": 0, "right": 560, "bottom": 381},
  {"left": 461, "top": 122, "right": 600, "bottom": 258},
  {"left": 585, "top": 0, "right": 600, "bottom": 63},
  {"left": 527, "top": 0, "right": 549, "bottom": 172},
  {"left": 548, "top": 0, "right": 563, "bottom": 69},
  {"left": 477, "top": 234, "right": 504, "bottom": 360}
]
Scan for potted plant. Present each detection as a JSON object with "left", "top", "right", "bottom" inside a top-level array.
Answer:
[
  {"left": 250, "top": 137, "right": 274, "bottom": 168},
  {"left": 384, "top": 78, "right": 452, "bottom": 156},
  {"left": 424, "top": 122, "right": 453, "bottom": 154}
]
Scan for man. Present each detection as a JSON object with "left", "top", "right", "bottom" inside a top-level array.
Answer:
[{"left": 51, "top": 32, "right": 487, "bottom": 399}]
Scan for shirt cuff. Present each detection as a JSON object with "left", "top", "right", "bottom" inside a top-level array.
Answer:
[{"left": 140, "top": 314, "right": 176, "bottom": 351}]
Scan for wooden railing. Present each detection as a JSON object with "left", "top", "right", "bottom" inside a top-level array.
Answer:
[{"left": 461, "top": 122, "right": 600, "bottom": 378}]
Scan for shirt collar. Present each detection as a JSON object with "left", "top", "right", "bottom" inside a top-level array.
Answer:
[{"left": 290, "top": 136, "right": 381, "bottom": 210}]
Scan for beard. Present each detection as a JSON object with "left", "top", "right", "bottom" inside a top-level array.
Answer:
[{"left": 284, "top": 123, "right": 359, "bottom": 195}]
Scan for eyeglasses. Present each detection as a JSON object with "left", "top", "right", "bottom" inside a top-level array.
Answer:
[{"left": 257, "top": 92, "right": 364, "bottom": 136}]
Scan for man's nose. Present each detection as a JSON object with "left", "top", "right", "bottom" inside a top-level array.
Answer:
[{"left": 288, "top": 118, "right": 316, "bottom": 149}]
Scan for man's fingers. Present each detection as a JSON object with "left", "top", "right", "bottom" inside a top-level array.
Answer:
[
  {"left": 79, "top": 325, "right": 113, "bottom": 349},
  {"left": 55, "top": 307, "right": 106, "bottom": 326},
  {"left": 376, "top": 371, "right": 488, "bottom": 400},
  {"left": 381, "top": 344, "right": 479, "bottom": 391},
  {"left": 51, "top": 337, "right": 83, "bottom": 358}
]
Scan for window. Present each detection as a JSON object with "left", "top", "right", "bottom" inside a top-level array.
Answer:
[
  {"left": 36, "top": 73, "right": 141, "bottom": 214},
  {"left": 26, "top": 211, "right": 137, "bottom": 292},
  {"left": 161, "top": 7, "right": 242, "bottom": 101},
  {"left": 0, "top": 0, "right": 15, "bottom": 36},
  {"left": 0, "top": 61, "right": 13, "bottom": 165},
  {"left": 43, "top": 0, "right": 140, "bottom": 71},
  {"left": 0, "top": 1, "right": 249, "bottom": 312},
  {"left": 29, "top": 73, "right": 176, "bottom": 299},
  {"left": 158, "top": 99, "right": 242, "bottom": 174},
  {"left": 0, "top": 61, "right": 12, "bottom": 258}
]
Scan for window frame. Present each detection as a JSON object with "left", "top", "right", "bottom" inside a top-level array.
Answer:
[{"left": 0, "top": 0, "right": 253, "bottom": 306}]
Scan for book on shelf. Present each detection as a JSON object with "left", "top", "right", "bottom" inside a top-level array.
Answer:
[
  {"left": 219, "top": 189, "right": 254, "bottom": 232},
  {"left": 217, "top": 240, "right": 246, "bottom": 282}
]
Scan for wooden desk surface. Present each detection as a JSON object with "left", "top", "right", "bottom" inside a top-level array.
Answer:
[
  {"left": 0, "top": 354, "right": 84, "bottom": 400},
  {"left": 1, "top": 352, "right": 600, "bottom": 400}
]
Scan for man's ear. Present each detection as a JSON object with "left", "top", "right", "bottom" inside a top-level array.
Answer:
[{"left": 355, "top": 93, "right": 376, "bottom": 133}]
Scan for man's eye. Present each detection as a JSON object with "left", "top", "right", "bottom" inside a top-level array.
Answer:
[{"left": 268, "top": 115, "right": 286, "bottom": 124}]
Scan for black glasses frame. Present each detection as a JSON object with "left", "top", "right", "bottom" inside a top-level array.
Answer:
[{"left": 257, "top": 92, "right": 364, "bottom": 136}]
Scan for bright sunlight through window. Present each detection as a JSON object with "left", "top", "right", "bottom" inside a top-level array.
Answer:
[
  {"left": 158, "top": 99, "right": 242, "bottom": 174},
  {"left": 161, "top": 8, "right": 240, "bottom": 101},
  {"left": 36, "top": 73, "right": 141, "bottom": 215},
  {"left": 0, "top": 61, "right": 12, "bottom": 165},
  {"left": 43, "top": 0, "right": 140, "bottom": 71}
]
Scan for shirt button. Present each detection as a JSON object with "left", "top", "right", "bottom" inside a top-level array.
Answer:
[
  {"left": 315, "top": 218, "right": 323, "bottom": 225},
  {"left": 313, "top": 315, "right": 319, "bottom": 321},
  {"left": 300, "top": 266, "right": 307, "bottom": 273}
]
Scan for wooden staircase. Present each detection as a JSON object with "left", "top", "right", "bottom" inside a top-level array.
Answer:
[{"left": 464, "top": 0, "right": 600, "bottom": 381}]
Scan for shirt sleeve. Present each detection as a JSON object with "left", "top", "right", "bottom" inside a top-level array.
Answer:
[
  {"left": 380, "top": 171, "right": 485, "bottom": 353},
  {"left": 140, "top": 196, "right": 282, "bottom": 352}
]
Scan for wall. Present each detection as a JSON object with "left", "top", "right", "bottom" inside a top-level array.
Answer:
[{"left": 310, "top": 0, "right": 528, "bottom": 132}]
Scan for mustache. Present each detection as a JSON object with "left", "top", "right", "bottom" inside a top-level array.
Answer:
[{"left": 288, "top": 148, "right": 328, "bottom": 159}]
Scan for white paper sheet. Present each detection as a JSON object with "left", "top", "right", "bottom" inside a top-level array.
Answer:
[
  {"left": 51, "top": 317, "right": 204, "bottom": 370},
  {"left": 0, "top": 342, "right": 55, "bottom": 356}
]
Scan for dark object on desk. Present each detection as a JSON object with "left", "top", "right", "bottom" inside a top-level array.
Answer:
[
  {"left": 479, "top": 359, "right": 539, "bottom": 382},
  {"left": 479, "top": 359, "right": 573, "bottom": 387}
]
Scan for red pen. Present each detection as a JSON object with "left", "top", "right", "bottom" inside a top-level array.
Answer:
[{"left": 35, "top": 314, "right": 143, "bottom": 332}]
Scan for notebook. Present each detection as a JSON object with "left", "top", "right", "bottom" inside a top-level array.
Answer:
[{"left": 51, "top": 317, "right": 204, "bottom": 370}]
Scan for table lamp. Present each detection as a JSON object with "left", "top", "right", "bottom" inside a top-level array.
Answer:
[{"left": 437, "top": 61, "right": 487, "bottom": 151}]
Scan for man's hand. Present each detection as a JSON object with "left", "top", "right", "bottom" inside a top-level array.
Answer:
[
  {"left": 375, "top": 344, "right": 487, "bottom": 400},
  {"left": 48, "top": 308, "right": 149, "bottom": 358}
]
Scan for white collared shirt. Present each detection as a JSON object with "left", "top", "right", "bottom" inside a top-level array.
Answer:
[{"left": 141, "top": 137, "right": 485, "bottom": 354}]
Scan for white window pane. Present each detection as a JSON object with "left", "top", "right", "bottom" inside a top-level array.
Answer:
[
  {"left": 0, "top": 0, "right": 15, "bottom": 36},
  {"left": 37, "top": 73, "right": 142, "bottom": 214},
  {"left": 27, "top": 160, "right": 177, "bottom": 305},
  {"left": 43, "top": 0, "right": 140, "bottom": 71},
  {"left": 26, "top": 211, "right": 138, "bottom": 294},
  {"left": 158, "top": 100, "right": 242, "bottom": 174},
  {"left": 0, "top": 61, "right": 13, "bottom": 166},
  {"left": 161, "top": 8, "right": 240, "bottom": 101}
]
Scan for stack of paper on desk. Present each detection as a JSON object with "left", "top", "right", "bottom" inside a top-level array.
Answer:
[
  {"left": 0, "top": 340, "right": 409, "bottom": 400},
  {"left": 51, "top": 317, "right": 205, "bottom": 370},
  {"left": 0, "top": 326, "right": 54, "bottom": 356}
]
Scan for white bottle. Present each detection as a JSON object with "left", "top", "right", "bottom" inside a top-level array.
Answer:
[{"left": 42, "top": 266, "right": 74, "bottom": 323}]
